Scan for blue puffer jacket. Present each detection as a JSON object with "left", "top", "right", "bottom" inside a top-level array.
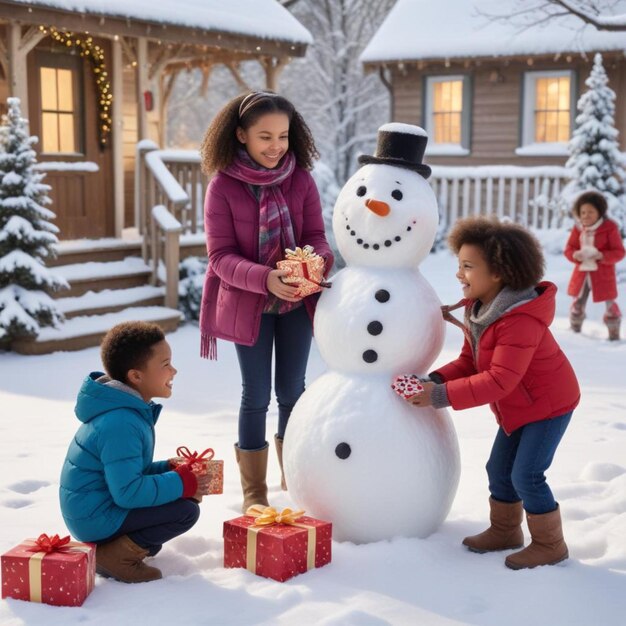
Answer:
[{"left": 59, "top": 372, "right": 183, "bottom": 542}]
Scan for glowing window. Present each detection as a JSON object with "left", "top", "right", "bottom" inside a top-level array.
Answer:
[
  {"left": 534, "top": 76, "right": 571, "bottom": 143},
  {"left": 432, "top": 80, "right": 463, "bottom": 144},
  {"left": 40, "top": 66, "right": 77, "bottom": 153}
]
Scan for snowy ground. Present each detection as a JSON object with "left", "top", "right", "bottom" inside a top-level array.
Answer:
[{"left": 1, "top": 241, "right": 625, "bottom": 626}]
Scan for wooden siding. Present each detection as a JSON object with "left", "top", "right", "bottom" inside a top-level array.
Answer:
[
  {"left": 391, "top": 54, "right": 626, "bottom": 168},
  {"left": 123, "top": 65, "right": 138, "bottom": 228}
]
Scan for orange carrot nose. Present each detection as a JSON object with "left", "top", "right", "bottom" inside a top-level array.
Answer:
[{"left": 365, "top": 198, "right": 391, "bottom": 217}]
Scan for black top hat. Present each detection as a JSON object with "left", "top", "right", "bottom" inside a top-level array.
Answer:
[{"left": 358, "top": 123, "right": 431, "bottom": 179}]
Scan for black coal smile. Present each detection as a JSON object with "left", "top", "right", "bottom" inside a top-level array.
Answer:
[{"left": 343, "top": 215, "right": 413, "bottom": 250}]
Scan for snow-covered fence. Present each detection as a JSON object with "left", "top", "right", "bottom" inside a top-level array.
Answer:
[
  {"left": 136, "top": 142, "right": 207, "bottom": 309},
  {"left": 429, "top": 165, "right": 572, "bottom": 231}
]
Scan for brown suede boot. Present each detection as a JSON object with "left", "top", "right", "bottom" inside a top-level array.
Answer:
[
  {"left": 604, "top": 303, "right": 621, "bottom": 341},
  {"left": 462, "top": 497, "right": 525, "bottom": 553},
  {"left": 505, "top": 505, "right": 568, "bottom": 570},
  {"left": 235, "top": 442, "right": 269, "bottom": 513},
  {"left": 569, "top": 301, "right": 585, "bottom": 333},
  {"left": 96, "top": 535, "right": 162, "bottom": 583},
  {"left": 274, "top": 435, "right": 288, "bottom": 491}
]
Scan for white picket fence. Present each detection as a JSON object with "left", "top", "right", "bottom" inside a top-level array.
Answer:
[{"left": 429, "top": 165, "right": 572, "bottom": 230}]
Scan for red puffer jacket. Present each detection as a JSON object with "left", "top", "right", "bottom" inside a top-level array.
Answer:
[
  {"left": 432, "top": 282, "right": 580, "bottom": 434},
  {"left": 564, "top": 219, "right": 625, "bottom": 302}
]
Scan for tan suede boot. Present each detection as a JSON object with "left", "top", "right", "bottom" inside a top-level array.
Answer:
[
  {"left": 462, "top": 497, "right": 525, "bottom": 553},
  {"left": 235, "top": 442, "right": 269, "bottom": 513},
  {"left": 274, "top": 435, "right": 288, "bottom": 491},
  {"left": 569, "top": 301, "right": 585, "bottom": 333},
  {"left": 96, "top": 535, "right": 162, "bottom": 583},
  {"left": 505, "top": 504, "right": 568, "bottom": 570}
]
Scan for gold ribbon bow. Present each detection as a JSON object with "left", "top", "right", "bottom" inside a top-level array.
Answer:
[
  {"left": 246, "top": 505, "right": 306, "bottom": 526},
  {"left": 284, "top": 245, "right": 317, "bottom": 261}
]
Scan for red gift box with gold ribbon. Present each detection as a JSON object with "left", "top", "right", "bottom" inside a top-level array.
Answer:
[
  {"left": 223, "top": 506, "right": 332, "bottom": 582},
  {"left": 1, "top": 534, "right": 95, "bottom": 606},
  {"left": 171, "top": 446, "right": 223, "bottom": 495}
]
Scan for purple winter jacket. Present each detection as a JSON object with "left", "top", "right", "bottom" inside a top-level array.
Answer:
[{"left": 199, "top": 166, "right": 334, "bottom": 357}]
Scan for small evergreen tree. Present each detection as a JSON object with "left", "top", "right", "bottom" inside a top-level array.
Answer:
[
  {"left": 565, "top": 53, "right": 626, "bottom": 234},
  {"left": 0, "top": 97, "right": 66, "bottom": 346}
]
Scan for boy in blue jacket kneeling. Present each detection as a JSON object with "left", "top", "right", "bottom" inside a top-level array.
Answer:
[{"left": 60, "top": 321, "right": 210, "bottom": 583}]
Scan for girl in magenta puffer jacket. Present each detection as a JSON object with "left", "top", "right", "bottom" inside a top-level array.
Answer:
[
  {"left": 199, "top": 92, "right": 333, "bottom": 512},
  {"left": 409, "top": 217, "right": 579, "bottom": 571},
  {"left": 564, "top": 191, "right": 625, "bottom": 340}
]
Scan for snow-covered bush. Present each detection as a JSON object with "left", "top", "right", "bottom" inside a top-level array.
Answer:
[
  {"left": 564, "top": 53, "right": 626, "bottom": 235},
  {"left": 178, "top": 256, "right": 207, "bottom": 322},
  {"left": 0, "top": 97, "right": 66, "bottom": 346}
]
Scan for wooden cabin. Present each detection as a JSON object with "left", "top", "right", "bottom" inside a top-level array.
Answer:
[
  {"left": 361, "top": 0, "right": 626, "bottom": 168},
  {"left": 0, "top": 0, "right": 311, "bottom": 353},
  {"left": 0, "top": 0, "right": 310, "bottom": 240}
]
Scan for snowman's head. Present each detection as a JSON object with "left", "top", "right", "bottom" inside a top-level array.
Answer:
[{"left": 332, "top": 163, "right": 439, "bottom": 268}]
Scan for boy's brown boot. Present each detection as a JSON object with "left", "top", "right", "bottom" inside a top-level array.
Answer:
[
  {"left": 462, "top": 497, "right": 524, "bottom": 553},
  {"left": 96, "top": 535, "right": 162, "bottom": 583},
  {"left": 505, "top": 504, "right": 568, "bottom": 570},
  {"left": 235, "top": 442, "right": 269, "bottom": 513},
  {"left": 274, "top": 435, "right": 288, "bottom": 491}
]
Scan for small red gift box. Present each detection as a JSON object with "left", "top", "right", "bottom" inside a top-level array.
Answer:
[
  {"left": 224, "top": 506, "right": 332, "bottom": 582},
  {"left": 1, "top": 534, "right": 95, "bottom": 607},
  {"left": 391, "top": 374, "right": 424, "bottom": 400},
  {"left": 172, "top": 446, "right": 223, "bottom": 495},
  {"left": 276, "top": 245, "right": 330, "bottom": 298}
]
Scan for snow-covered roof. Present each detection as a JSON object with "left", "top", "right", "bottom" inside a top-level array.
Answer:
[
  {"left": 7, "top": 0, "right": 312, "bottom": 45},
  {"left": 361, "top": 0, "right": 626, "bottom": 64}
]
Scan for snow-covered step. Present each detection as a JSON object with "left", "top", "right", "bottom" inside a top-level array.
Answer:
[
  {"left": 50, "top": 238, "right": 143, "bottom": 266},
  {"left": 57, "top": 285, "right": 166, "bottom": 318},
  {"left": 11, "top": 306, "right": 183, "bottom": 355},
  {"left": 53, "top": 257, "right": 152, "bottom": 298}
]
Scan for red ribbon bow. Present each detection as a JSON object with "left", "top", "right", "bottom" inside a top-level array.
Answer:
[
  {"left": 176, "top": 446, "right": 214, "bottom": 467},
  {"left": 29, "top": 534, "right": 72, "bottom": 553}
]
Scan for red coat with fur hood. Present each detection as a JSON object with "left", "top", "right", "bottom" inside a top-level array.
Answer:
[
  {"left": 432, "top": 282, "right": 580, "bottom": 434},
  {"left": 564, "top": 219, "right": 625, "bottom": 302}
]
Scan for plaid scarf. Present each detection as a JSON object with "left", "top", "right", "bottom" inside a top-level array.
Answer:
[{"left": 224, "top": 149, "right": 298, "bottom": 314}]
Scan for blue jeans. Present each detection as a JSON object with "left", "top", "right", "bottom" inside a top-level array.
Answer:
[
  {"left": 97, "top": 499, "right": 200, "bottom": 556},
  {"left": 235, "top": 306, "right": 313, "bottom": 450},
  {"left": 486, "top": 412, "right": 572, "bottom": 514}
]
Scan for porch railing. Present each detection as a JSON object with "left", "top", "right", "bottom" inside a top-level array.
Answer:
[
  {"left": 136, "top": 142, "right": 208, "bottom": 309},
  {"left": 429, "top": 165, "right": 572, "bottom": 230}
]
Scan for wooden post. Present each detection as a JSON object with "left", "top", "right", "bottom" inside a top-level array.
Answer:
[
  {"left": 263, "top": 57, "right": 287, "bottom": 91},
  {"left": 164, "top": 229, "right": 180, "bottom": 309},
  {"left": 7, "top": 24, "right": 29, "bottom": 114},
  {"left": 136, "top": 37, "right": 149, "bottom": 140},
  {"left": 112, "top": 38, "right": 125, "bottom": 237}
]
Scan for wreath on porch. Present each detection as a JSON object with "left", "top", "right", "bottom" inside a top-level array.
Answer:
[{"left": 41, "top": 26, "right": 113, "bottom": 149}]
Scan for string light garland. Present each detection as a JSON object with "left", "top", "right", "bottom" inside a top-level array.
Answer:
[{"left": 39, "top": 25, "right": 113, "bottom": 148}]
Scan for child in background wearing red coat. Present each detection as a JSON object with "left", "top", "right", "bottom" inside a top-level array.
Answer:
[
  {"left": 564, "top": 191, "right": 625, "bottom": 340},
  {"left": 409, "top": 217, "right": 580, "bottom": 570}
]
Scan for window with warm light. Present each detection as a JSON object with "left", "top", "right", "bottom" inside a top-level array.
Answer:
[
  {"left": 425, "top": 75, "right": 471, "bottom": 155},
  {"left": 518, "top": 70, "right": 574, "bottom": 156},
  {"left": 40, "top": 65, "right": 78, "bottom": 153}
]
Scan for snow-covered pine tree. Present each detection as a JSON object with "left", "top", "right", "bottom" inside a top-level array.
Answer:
[
  {"left": 0, "top": 97, "right": 67, "bottom": 347},
  {"left": 565, "top": 53, "right": 626, "bottom": 234}
]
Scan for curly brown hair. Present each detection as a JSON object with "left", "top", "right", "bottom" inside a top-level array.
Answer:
[
  {"left": 572, "top": 190, "right": 608, "bottom": 219},
  {"left": 200, "top": 91, "right": 319, "bottom": 174},
  {"left": 447, "top": 217, "right": 545, "bottom": 290},
  {"left": 100, "top": 321, "right": 165, "bottom": 383}
]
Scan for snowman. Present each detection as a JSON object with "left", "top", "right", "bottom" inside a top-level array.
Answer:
[{"left": 283, "top": 123, "right": 460, "bottom": 543}]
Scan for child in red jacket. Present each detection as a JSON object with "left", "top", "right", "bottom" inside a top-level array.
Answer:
[
  {"left": 409, "top": 217, "right": 580, "bottom": 570},
  {"left": 564, "top": 191, "right": 625, "bottom": 340}
]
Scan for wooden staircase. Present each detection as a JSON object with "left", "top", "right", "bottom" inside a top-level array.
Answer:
[{"left": 10, "top": 238, "right": 196, "bottom": 355}]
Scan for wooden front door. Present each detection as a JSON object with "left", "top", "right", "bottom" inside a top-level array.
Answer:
[{"left": 28, "top": 38, "right": 114, "bottom": 240}]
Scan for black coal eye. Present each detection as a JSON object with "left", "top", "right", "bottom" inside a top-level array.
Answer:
[
  {"left": 356, "top": 186, "right": 367, "bottom": 197},
  {"left": 391, "top": 189, "right": 403, "bottom": 201},
  {"left": 335, "top": 442, "right": 351, "bottom": 459}
]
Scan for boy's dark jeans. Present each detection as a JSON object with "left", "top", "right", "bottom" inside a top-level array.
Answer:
[
  {"left": 487, "top": 411, "right": 572, "bottom": 514},
  {"left": 235, "top": 306, "right": 313, "bottom": 450},
  {"left": 97, "top": 498, "right": 200, "bottom": 556}
]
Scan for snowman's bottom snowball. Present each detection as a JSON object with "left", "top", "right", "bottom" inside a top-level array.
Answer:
[{"left": 283, "top": 371, "right": 461, "bottom": 543}]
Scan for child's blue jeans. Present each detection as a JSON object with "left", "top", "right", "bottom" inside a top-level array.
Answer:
[
  {"left": 487, "top": 411, "right": 572, "bottom": 514},
  {"left": 235, "top": 306, "right": 313, "bottom": 450},
  {"left": 97, "top": 498, "right": 200, "bottom": 556}
]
